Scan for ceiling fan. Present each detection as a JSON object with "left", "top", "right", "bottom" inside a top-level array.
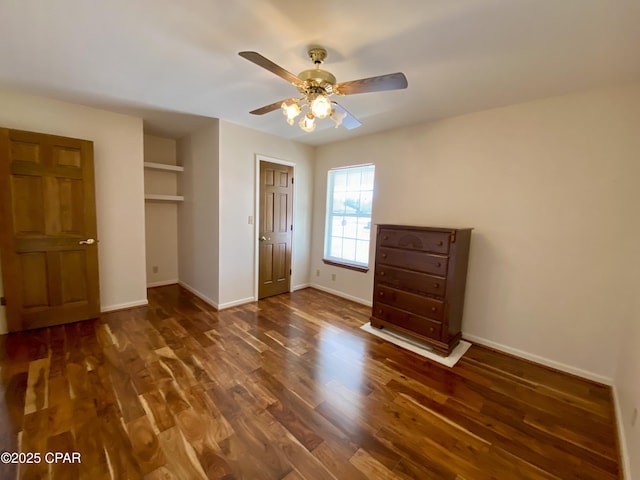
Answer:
[{"left": 238, "top": 47, "right": 408, "bottom": 132}]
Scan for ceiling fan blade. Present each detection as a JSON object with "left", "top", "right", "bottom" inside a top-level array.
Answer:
[
  {"left": 332, "top": 102, "right": 361, "bottom": 130},
  {"left": 239, "top": 51, "right": 301, "bottom": 86},
  {"left": 249, "top": 98, "right": 291, "bottom": 115},
  {"left": 336, "top": 72, "right": 408, "bottom": 95}
]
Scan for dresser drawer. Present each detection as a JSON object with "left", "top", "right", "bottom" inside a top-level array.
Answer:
[
  {"left": 374, "top": 285, "right": 444, "bottom": 321},
  {"left": 378, "top": 228, "right": 450, "bottom": 254},
  {"left": 372, "top": 303, "right": 442, "bottom": 340},
  {"left": 376, "top": 265, "right": 446, "bottom": 297},
  {"left": 378, "top": 247, "right": 448, "bottom": 276}
]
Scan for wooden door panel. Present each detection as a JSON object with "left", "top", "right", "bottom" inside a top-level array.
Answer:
[
  {"left": 55, "top": 177, "right": 85, "bottom": 234},
  {"left": 277, "top": 193, "right": 288, "bottom": 232},
  {"left": 0, "top": 128, "right": 100, "bottom": 332},
  {"left": 264, "top": 191, "right": 274, "bottom": 233},
  {"left": 259, "top": 242, "right": 289, "bottom": 289},
  {"left": 60, "top": 252, "right": 88, "bottom": 305},
  {"left": 52, "top": 145, "right": 82, "bottom": 168},
  {"left": 258, "top": 161, "right": 293, "bottom": 299},
  {"left": 20, "top": 253, "right": 49, "bottom": 307},
  {"left": 261, "top": 243, "right": 273, "bottom": 283},
  {"left": 264, "top": 167, "right": 275, "bottom": 186},
  {"left": 12, "top": 175, "right": 46, "bottom": 234},
  {"left": 278, "top": 170, "right": 288, "bottom": 187},
  {"left": 274, "top": 242, "right": 286, "bottom": 281},
  {"left": 10, "top": 139, "right": 41, "bottom": 164}
]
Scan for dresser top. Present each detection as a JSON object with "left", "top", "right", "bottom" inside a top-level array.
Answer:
[{"left": 376, "top": 224, "right": 473, "bottom": 233}]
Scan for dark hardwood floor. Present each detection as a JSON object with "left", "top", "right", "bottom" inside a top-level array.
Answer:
[{"left": 0, "top": 285, "right": 621, "bottom": 479}]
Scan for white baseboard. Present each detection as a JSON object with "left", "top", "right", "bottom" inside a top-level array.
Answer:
[
  {"left": 612, "top": 384, "right": 632, "bottom": 480},
  {"left": 291, "top": 283, "right": 311, "bottom": 292},
  {"left": 101, "top": 299, "right": 148, "bottom": 313},
  {"left": 147, "top": 279, "right": 179, "bottom": 288},
  {"left": 178, "top": 281, "right": 219, "bottom": 309},
  {"left": 309, "top": 283, "right": 372, "bottom": 307},
  {"left": 218, "top": 297, "right": 255, "bottom": 310},
  {"left": 178, "top": 283, "right": 254, "bottom": 311},
  {"left": 462, "top": 333, "right": 614, "bottom": 386}
]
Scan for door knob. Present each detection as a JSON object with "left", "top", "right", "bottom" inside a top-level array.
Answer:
[
  {"left": 79, "top": 238, "right": 96, "bottom": 245},
  {"left": 259, "top": 236, "right": 267, "bottom": 241}
]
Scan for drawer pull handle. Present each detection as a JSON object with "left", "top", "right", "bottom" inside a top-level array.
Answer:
[
  {"left": 379, "top": 291, "right": 385, "bottom": 297},
  {"left": 429, "top": 327, "right": 434, "bottom": 333},
  {"left": 433, "top": 283, "right": 439, "bottom": 288},
  {"left": 436, "top": 262, "right": 441, "bottom": 268},
  {"left": 383, "top": 235, "right": 388, "bottom": 240},
  {"left": 378, "top": 309, "right": 383, "bottom": 314},
  {"left": 431, "top": 307, "right": 436, "bottom": 312},
  {"left": 437, "top": 241, "right": 443, "bottom": 246},
  {"left": 382, "top": 253, "right": 387, "bottom": 258},
  {"left": 380, "top": 272, "right": 385, "bottom": 276}
]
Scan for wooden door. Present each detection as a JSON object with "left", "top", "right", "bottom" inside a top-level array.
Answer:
[
  {"left": 258, "top": 161, "right": 293, "bottom": 299},
  {"left": 0, "top": 128, "right": 100, "bottom": 332}
]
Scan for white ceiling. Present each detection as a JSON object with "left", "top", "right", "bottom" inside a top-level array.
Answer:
[{"left": 1, "top": 0, "right": 639, "bottom": 145}]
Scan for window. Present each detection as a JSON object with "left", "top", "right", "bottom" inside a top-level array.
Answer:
[{"left": 324, "top": 164, "right": 375, "bottom": 271}]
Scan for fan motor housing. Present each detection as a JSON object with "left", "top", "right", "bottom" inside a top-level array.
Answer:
[{"left": 297, "top": 68, "right": 336, "bottom": 86}]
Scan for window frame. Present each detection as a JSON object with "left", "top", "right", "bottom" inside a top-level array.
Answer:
[{"left": 322, "top": 164, "right": 375, "bottom": 272}]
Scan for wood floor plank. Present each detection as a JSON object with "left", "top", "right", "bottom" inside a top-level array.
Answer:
[
  {"left": 267, "top": 400, "right": 324, "bottom": 451},
  {"left": 24, "top": 357, "right": 50, "bottom": 414},
  {"left": 1, "top": 370, "right": 28, "bottom": 438},
  {"left": 127, "top": 415, "right": 166, "bottom": 475},
  {"left": 48, "top": 430, "right": 79, "bottom": 480},
  {"left": 139, "top": 390, "right": 175, "bottom": 433},
  {"left": 73, "top": 415, "right": 111, "bottom": 480},
  {"left": 156, "top": 427, "right": 207, "bottom": 480},
  {"left": 349, "top": 448, "right": 399, "bottom": 480},
  {"left": 315, "top": 399, "right": 403, "bottom": 471},
  {"left": 0, "top": 285, "right": 623, "bottom": 479},
  {"left": 99, "top": 405, "right": 143, "bottom": 479},
  {"left": 20, "top": 410, "right": 50, "bottom": 480},
  {"left": 250, "top": 367, "right": 359, "bottom": 460},
  {"left": 311, "top": 442, "right": 370, "bottom": 480}
]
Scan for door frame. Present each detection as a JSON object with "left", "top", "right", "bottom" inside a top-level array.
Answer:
[{"left": 254, "top": 154, "right": 296, "bottom": 301}]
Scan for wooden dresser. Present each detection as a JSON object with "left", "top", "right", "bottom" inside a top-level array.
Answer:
[{"left": 370, "top": 225, "right": 472, "bottom": 356}]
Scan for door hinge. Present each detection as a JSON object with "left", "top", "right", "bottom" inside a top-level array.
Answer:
[
  {"left": 291, "top": 224, "right": 293, "bottom": 231},
  {"left": 291, "top": 177, "right": 294, "bottom": 184},
  {"left": 0, "top": 297, "right": 5, "bottom": 306},
  {"left": 289, "top": 269, "right": 292, "bottom": 275}
]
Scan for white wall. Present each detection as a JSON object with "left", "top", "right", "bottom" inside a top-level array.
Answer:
[
  {"left": 144, "top": 135, "right": 179, "bottom": 287},
  {"left": 0, "top": 88, "right": 147, "bottom": 333},
  {"left": 312, "top": 83, "right": 640, "bottom": 383},
  {"left": 614, "top": 255, "right": 640, "bottom": 479},
  {"left": 177, "top": 120, "right": 220, "bottom": 306},
  {"left": 218, "top": 121, "right": 314, "bottom": 308}
]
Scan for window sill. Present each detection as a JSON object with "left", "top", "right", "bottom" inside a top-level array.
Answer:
[{"left": 322, "top": 258, "right": 369, "bottom": 273}]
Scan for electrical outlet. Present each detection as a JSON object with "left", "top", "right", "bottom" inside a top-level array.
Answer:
[
  {"left": 152, "top": 266, "right": 159, "bottom": 274},
  {"left": 632, "top": 407, "right": 638, "bottom": 427},
  {"left": 316, "top": 269, "right": 320, "bottom": 277},
  {"left": 331, "top": 273, "right": 336, "bottom": 281}
]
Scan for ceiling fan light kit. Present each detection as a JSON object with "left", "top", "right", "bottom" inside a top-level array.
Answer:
[
  {"left": 239, "top": 47, "right": 407, "bottom": 133},
  {"left": 281, "top": 99, "right": 301, "bottom": 125},
  {"left": 310, "top": 93, "right": 332, "bottom": 118},
  {"left": 299, "top": 112, "right": 316, "bottom": 132}
]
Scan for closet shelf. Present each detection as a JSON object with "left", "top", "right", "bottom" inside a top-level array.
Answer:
[
  {"left": 144, "top": 162, "right": 184, "bottom": 172},
  {"left": 144, "top": 194, "right": 184, "bottom": 202}
]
